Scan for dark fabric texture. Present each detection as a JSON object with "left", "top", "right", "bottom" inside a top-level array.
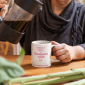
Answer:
[{"left": 20, "top": 0, "right": 85, "bottom": 55}]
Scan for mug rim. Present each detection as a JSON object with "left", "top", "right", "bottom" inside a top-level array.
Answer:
[{"left": 32, "top": 40, "right": 51, "bottom": 45}]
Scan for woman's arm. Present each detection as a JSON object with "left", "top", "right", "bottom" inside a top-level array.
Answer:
[
  {"left": 51, "top": 41, "right": 85, "bottom": 63},
  {"left": 73, "top": 45, "right": 85, "bottom": 60}
]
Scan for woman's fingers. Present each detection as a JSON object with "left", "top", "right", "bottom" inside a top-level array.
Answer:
[
  {"left": 0, "top": 4, "right": 8, "bottom": 12},
  {"left": 52, "top": 43, "right": 66, "bottom": 53},
  {"left": 0, "top": 4, "right": 8, "bottom": 18},
  {"left": 51, "top": 41, "right": 59, "bottom": 45},
  {"left": 56, "top": 53, "right": 68, "bottom": 60},
  {"left": 6, "top": 0, "right": 10, "bottom": 5},
  {"left": 0, "top": 0, "right": 8, "bottom": 4},
  {"left": 61, "top": 58, "right": 71, "bottom": 63},
  {"left": 0, "top": 0, "right": 10, "bottom": 18},
  {"left": 53, "top": 47, "right": 69, "bottom": 56},
  {"left": 56, "top": 53, "right": 72, "bottom": 63},
  {"left": 0, "top": 4, "right": 6, "bottom": 8}
]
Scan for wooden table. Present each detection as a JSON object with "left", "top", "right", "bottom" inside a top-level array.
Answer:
[{"left": 1, "top": 55, "right": 85, "bottom": 85}]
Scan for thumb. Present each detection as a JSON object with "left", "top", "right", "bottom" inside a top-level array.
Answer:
[{"left": 51, "top": 41, "right": 59, "bottom": 45}]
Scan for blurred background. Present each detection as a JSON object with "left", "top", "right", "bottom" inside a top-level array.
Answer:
[
  {"left": 0, "top": 0, "right": 85, "bottom": 55},
  {"left": 78, "top": 0, "right": 85, "bottom": 3}
]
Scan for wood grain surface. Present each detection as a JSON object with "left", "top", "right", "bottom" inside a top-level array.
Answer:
[{"left": 1, "top": 55, "right": 85, "bottom": 85}]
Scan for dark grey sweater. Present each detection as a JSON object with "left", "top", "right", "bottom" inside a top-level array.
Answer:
[{"left": 19, "top": 0, "right": 85, "bottom": 55}]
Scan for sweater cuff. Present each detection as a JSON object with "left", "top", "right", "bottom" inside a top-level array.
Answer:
[
  {"left": 79, "top": 44, "right": 85, "bottom": 59},
  {"left": 79, "top": 44, "right": 85, "bottom": 50},
  {"left": 0, "top": 16, "right": 2, "bottom": 21}
]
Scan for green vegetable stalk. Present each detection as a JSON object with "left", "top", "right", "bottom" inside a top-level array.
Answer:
[
  {"left": 0, "top": 47, "right": 25, "bottom": 85},
  {"left": 63, "top": 79, "right": 85, "bottom": 85},
  {"left": 10, "top": 68, "right": 85, "bottom": 84},
  {"left": 21, "top": 74, "right": 85, "bottom": 85}
]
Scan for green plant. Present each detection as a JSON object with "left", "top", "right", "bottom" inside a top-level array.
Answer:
[{"left": 0, "top": 47, "right": 25, "bottom": 85}]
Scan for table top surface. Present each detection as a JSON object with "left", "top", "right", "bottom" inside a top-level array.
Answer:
[{"left": 1, "top": 55, "right": 85, "bottom": 85}]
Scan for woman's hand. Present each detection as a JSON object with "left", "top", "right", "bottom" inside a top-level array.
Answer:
[
  {"left": 51, "top": 41, "right": 76, "bottom": 63},
  {"left": 0, "top": 0, "right": 10, "bottom": 18}
]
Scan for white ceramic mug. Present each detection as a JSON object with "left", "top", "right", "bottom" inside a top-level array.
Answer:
[{"left": 31, "top": 40, "right": 57, "bottom": 67}]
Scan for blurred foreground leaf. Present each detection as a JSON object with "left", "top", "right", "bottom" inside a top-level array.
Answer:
[
  {"left": 0, "top": 57, "right": 25, "bottom": 83},
  {"left": 0, "top": 47, "right": 25, "bottom": 84},
  {"left": 15, "top": 47, "right": 25, "bottom": 65}
]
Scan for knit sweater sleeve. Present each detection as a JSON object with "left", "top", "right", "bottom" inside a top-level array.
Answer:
[
  {"left": 79, "top": 26, "right": 85, "bottom": 49},
  {"left": 0, "top": 16, "right": 2, "bottom": 22},
  {"left": 79, "top": 44, "right": 85, "bottom": 49},
  {"left": 79, "top": 11, "right": 85, "bottom": 50}
]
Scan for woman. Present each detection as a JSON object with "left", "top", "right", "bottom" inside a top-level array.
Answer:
[{"left": 0, "top": 0, "right": 85, "bottom": 63}]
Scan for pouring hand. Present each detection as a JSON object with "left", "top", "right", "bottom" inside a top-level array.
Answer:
[{"left": 0, "top": 0, "right": 10, "bottom": 18}]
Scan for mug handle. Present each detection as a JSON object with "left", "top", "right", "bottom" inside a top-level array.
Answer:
[{"left": 51, "top": 45, "right": 58, "bottom": 62}]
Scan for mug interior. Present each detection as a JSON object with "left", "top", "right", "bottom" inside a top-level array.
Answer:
[{"left": 32, "top": 40, "right": 51, "bottom": 44}]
